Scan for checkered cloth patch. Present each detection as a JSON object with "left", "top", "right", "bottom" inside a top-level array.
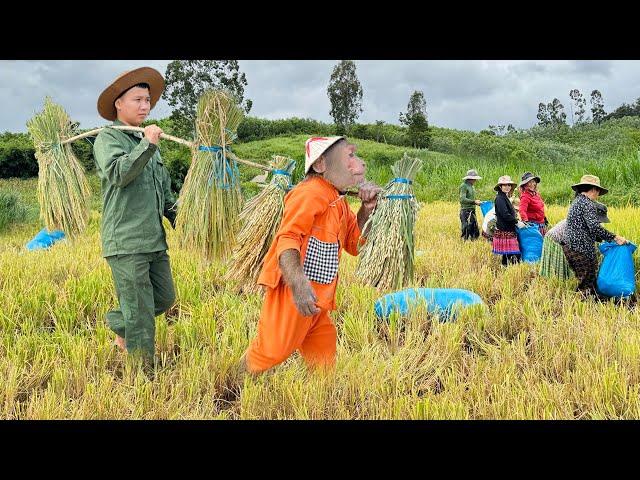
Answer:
[{"left": 303, "top": 236, "right": 339, "bottom": 284}]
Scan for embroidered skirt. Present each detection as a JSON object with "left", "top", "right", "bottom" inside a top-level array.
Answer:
[{"left": 492, "top": 229, "right": 520, "bottom": 255}]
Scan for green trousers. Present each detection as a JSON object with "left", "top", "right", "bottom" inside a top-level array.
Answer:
[{"left": 105, "top": 250, "right": 176, "bottom": 361}]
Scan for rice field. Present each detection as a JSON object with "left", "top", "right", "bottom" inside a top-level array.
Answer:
[{"left": 1, "top": 178, "right": 640, "bottom": 419}]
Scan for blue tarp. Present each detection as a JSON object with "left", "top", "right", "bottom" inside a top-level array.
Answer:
[
  {"left": 480, "top": 201, "right": 494, "bottom": 217},
  {"left": 25, "top": 228, "right": 65, "bottom": 251},
  {"left": 375, "top": 287, "right": 485, "bottom": 322}
]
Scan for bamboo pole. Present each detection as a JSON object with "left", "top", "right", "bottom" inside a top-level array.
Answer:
[{"left": 61, "top": 126, "right": 272, "bottom": 172}]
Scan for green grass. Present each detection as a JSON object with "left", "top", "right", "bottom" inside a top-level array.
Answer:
[
  {"left": 0, "top": 186, "right": 31, "bottom": 233},
  {"left": 230, "top": 134, "right": 640, "bottom": 207}
]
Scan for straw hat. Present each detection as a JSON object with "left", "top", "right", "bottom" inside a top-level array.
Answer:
[
  {"left": 304, "top": 136, "right": 345, "bottom": 174},
  {"left": 518, "top": 171, "right": 541, "bottom": 188},
  {"left": 97, "top": 67, "right": 165, "bottom": 121},
  {"left": 494, "top": 175, "right": 517, "bottom": 192},
  {"left": 571, "top": 174, "right": 609, "bottom": 195},
  {"left": 463, "top": 169, "right": 482, "bottom": 180}
]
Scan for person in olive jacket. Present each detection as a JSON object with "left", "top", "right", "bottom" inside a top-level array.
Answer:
[
  {"left": 93, "top": 67, "right": 177, "bottom": 372},
  {"left": 459, "top": 169, "right": 483, "bottom": 240}
]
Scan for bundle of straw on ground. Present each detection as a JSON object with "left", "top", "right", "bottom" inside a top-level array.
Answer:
[
  {"left": 26, "top": 97, "right": 91, "bottom": 236},
  {"left": 355, "top": 152, "right": 423, "bottom": 291},
  {"left": 175, "top": 90, "right": 245, "bottom": 261},
  {"left": 225, "top": 155, "right": 296, "bottom": 294}
]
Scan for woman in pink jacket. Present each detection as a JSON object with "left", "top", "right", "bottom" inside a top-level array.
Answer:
[{"left": 518, "top": 171, "right": 547, "bottom": 236}]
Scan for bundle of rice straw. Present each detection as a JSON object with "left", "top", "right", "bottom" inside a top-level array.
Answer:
[
  {"left": 26, "top": 97, "right": 91, "bottom": 236},
  {"left": 225, "top": 155, "right": 296, "bottom": 293},
  {"left": 355, "top": 152, "right": 422, "bottom": 291},
  {"left": 174, "top": 89, "right": 245, "bottom": 261}
]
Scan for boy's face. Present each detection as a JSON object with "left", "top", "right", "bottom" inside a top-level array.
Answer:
[{"left": 115, "top": 86, "right": 151, "bottom": 126}]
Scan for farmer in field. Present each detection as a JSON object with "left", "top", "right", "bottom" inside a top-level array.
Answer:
[
  {"left": 518, "top": 172, "right": 548, "bottom": 235},
  {"left": 563, "top": 175, "right": 627, "bottom": 299},
  {"left": 241, "top": 136, "right": 381, "bottom": 374},
  {"left": 539, "top": 202, "right": 610, "bottom": 281},
  {"left": 459, "top": 169, "right": 482, "bottom": 240},
  {"left": 92, "top": 67, "right": 177, "bottom": 372},
  {"left": 492, "top": 175, "right": 523, "bottom": 266}
]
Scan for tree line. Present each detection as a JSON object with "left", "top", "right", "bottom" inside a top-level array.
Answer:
[{"left": 161, "top": 60, "right": 432, "bottom": 149}]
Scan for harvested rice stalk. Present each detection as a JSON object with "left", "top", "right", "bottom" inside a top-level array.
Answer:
[
  {"left": 226, "top": 155, "right": 296, "bottom": 293},
  {"left": 26, "top": 97, "right": 91, "bottom": 236},
  {"left": 175, "top": 89, "right": 245, "bottom": 261},
  {"left": 355, "top": 152, "right": 422, "bottom": 291}
]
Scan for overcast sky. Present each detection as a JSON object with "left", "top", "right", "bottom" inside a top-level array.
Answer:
[{"left": 3, "top": 60, "right": 640, "bottom": 133}]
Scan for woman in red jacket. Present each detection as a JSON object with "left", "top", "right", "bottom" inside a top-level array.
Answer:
[{"left": 518, "top": 171, "right": 547, "bottom": 236}]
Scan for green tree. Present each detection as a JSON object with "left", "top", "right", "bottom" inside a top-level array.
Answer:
[
  {"left": 327, "top": 60, "right": 364, "bottom": 135},
  {"left": 603, "top": 97, "right": 640, "bottom": 121},
  {"left": 590, "top": 89, "right": 606, "bottom": 124},
  {"left": 162, "top": 60, "right": 252, "bottom": 138},
  {"left": 536, "top": 103, "right": 551, "bottom": 127},
  {"left": 569, "top": 89, "right": 586, "bottom": 125},
  {"left": 399, "top": 90, "right": 431, "bottom": 148},
  {"left": 488, "top": 124, "right": 506, "bottom": 136},
  {"left": 548, "top": 98, "right": 567, "bottom": 127},
  {"left": 374, "top": 120, "right": 386, "bottom": 142}
]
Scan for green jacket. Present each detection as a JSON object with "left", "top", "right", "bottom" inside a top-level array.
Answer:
[
  {"left": 93, "top": 120, "right": 177, "bottom": 258},
  {"left": 459, "top": 181, "right": 477, "bottom": 210}
]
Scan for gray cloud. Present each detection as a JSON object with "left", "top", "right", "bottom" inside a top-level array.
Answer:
[{"left": 2, "top": 60, "right": 640, "bottom": 134}]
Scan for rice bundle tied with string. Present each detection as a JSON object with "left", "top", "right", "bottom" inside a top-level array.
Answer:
[
  {"left": 355, "top": 152, "right": 422, "bottom": 291},
  {"left": 175, "top": 89, "right": 245, "bottom": 261},
  {"left": 26, "top": 97, "right": 91, "bottom": 236},
  {"left": 226, "top": 155, "right": 296, "bottom": 293}
]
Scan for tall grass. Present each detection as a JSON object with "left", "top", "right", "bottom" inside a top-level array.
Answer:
[
  {"left": 0, "top": 191, "right": 27, "bottom": 233},
  {"left": 1, "top": 182, "right": 639, "bottom": 419}
]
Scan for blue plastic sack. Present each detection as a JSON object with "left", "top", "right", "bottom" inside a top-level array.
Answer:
[
  {"left": 375, "top": 288, "right": 485, "bottom": 322},
  {"left": 480, "top": 201, "right": 494, "bottom": 217},
  {"left": 25, "top": 228, "right": 65, "bottom": 251},
  {"left": 516, "top": 225, "right": 543, "bottom": 263},
  {"left": 596, "top": 241, "right": 637, "bottom": 298}
]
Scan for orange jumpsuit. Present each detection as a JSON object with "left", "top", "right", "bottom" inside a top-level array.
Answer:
[{"left": 245, "top": 175, "right": 362, "bottom": 373}]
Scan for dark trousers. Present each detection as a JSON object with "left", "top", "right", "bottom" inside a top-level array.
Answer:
[
  {"left": 460, "top": 209, "right": 480, "bottom": 240},
  {"left": 562, "top": 245, "right": 600, "bottom": 298},
  {"left": 501, "top": 254, "right": 521, "bottom": 266},
  {"left": 105, "top": 250, "right": 176, "bottom": 362}
]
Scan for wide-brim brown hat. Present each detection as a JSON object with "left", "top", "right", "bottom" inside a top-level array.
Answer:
[
  {"left": 97, "top": 67, "right": 165, "bottom": 121},
  {"left": 494, "top": 175, "right": 517, "bottom": 192},
  {"left": 571, "top": 174, "right": 609, "bottom": 195}
]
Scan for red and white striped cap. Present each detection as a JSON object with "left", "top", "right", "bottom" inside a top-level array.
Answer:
[{"left": 304, "top": 136, "right": 345, "bottom": 174}]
